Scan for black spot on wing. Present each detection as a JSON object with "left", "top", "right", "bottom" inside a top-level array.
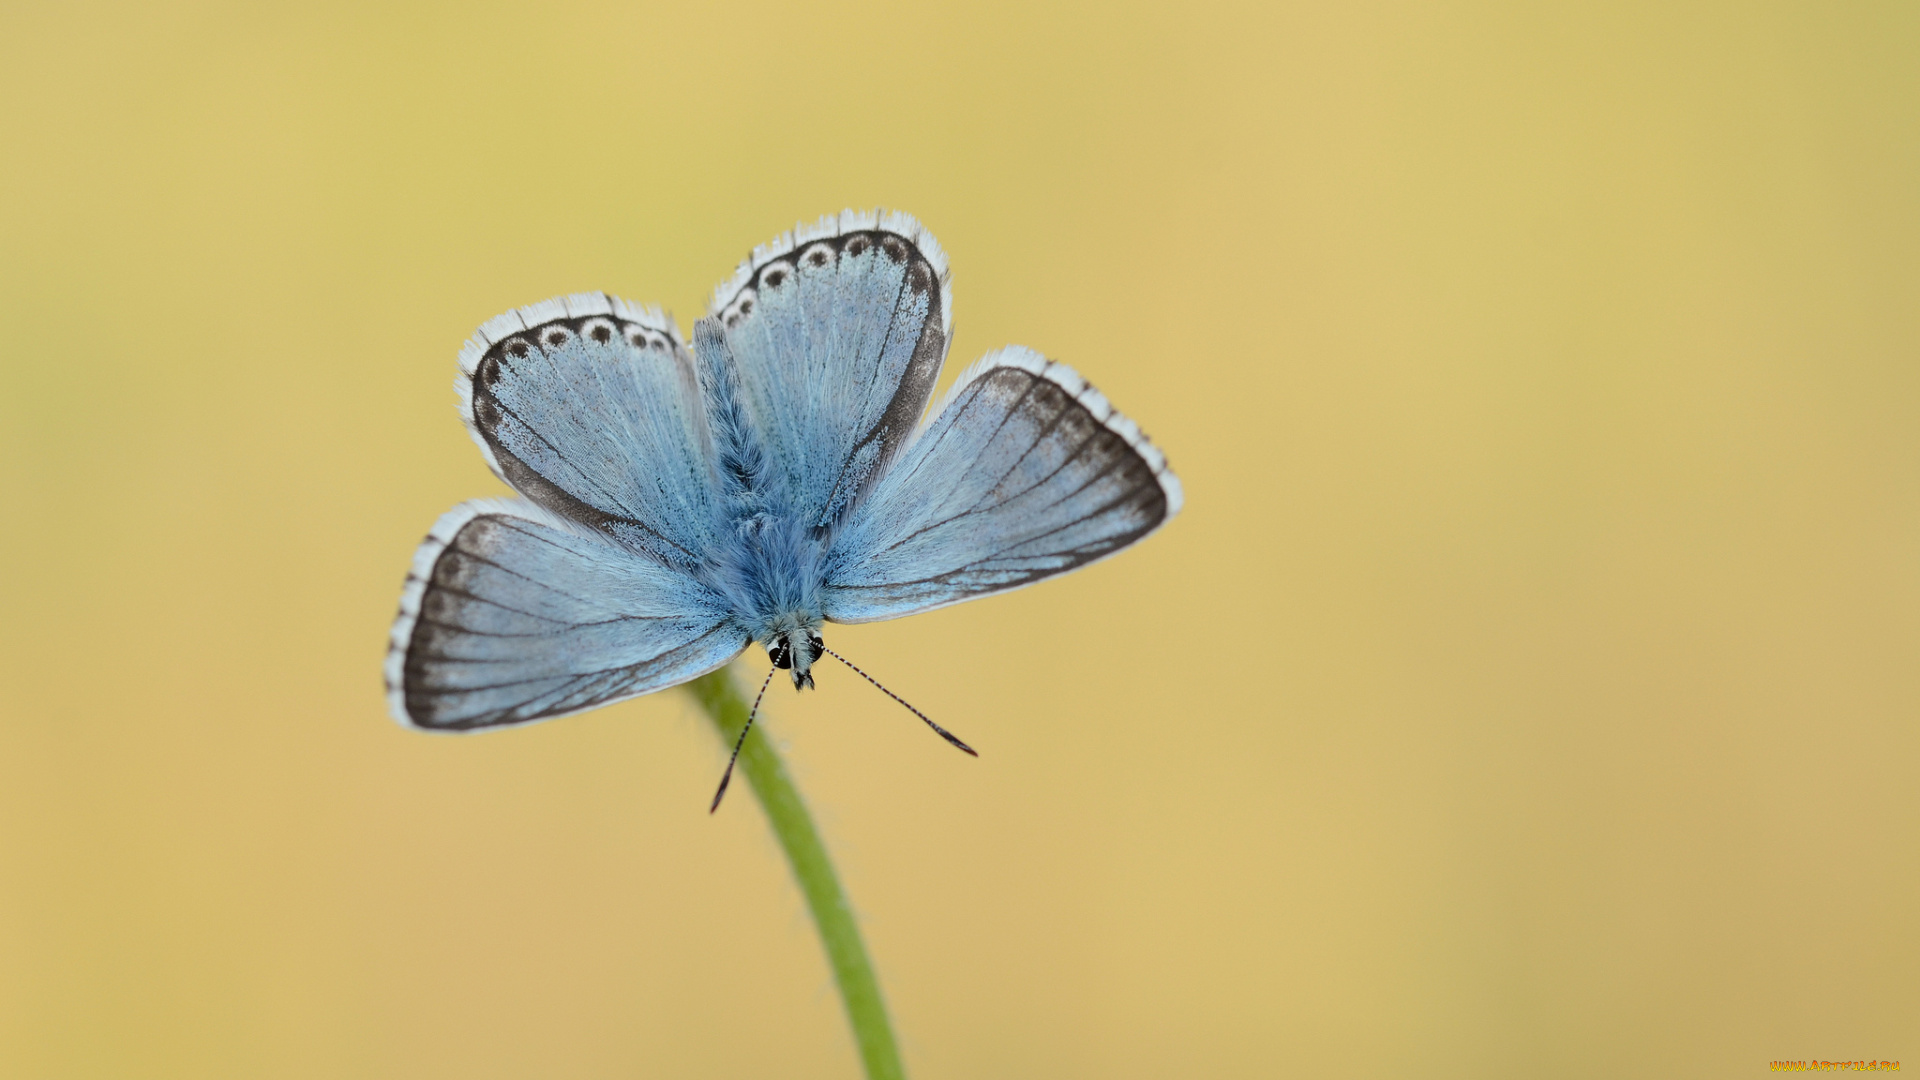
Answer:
[
  {"left": 717, "top": 228, "right": 949, "bottom": 530},
  {"left": 466, "top": 316, "right": 701, "bottom": 567}
]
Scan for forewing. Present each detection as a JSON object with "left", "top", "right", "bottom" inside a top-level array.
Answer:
[
  {"left": 386, "top": 500, "right": 744, "bottom": 732},
  {"left": 822, "top": 348, "right": 1182, "bottom": 622},
  {"left": 706, "top": 210, "right": 950, "bottom": 528},
  {"left": 460, "top": 293, "right": 719, "bottom": 569}
]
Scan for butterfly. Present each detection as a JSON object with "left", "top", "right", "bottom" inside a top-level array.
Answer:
[{"left": 385, "top": 210, "right": 1182, "bottom": 807}]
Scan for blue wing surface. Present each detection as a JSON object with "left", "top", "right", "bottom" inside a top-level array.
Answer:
[
  {"left": 706, "top": 210, "right": 951, "bottom": 529},
  {"left": 822, "top": 348, "right": 1183, "bottom": 623},
  {"left": 385, "top": 500, "right": 744, "bottom": 731},
  {"left": 458, "top": 293, "right": 721, "bottom": 570}
]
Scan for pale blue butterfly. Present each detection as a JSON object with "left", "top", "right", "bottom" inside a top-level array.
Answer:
[{"left": 384, "top": 211, "right": 1182, "bottom": 807}]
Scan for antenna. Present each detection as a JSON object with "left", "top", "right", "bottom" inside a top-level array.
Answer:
[
  {"left": 710, "top": 667, "right": 777, "bottom": 813},
  {"left": 822, "top": 647, "right": 978, "bottom": 757}
]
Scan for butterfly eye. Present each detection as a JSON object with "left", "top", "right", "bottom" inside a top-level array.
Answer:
[
  {"left": 767, "top": 640, "right": 792, "bottom": 669},
  {"left": 807, "top": 634, "right": 824, "bottom": 662}
]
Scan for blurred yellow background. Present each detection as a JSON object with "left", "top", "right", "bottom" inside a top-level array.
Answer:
[{"left": 2, "top": 2, "right": 1914, "bottom": 1077}]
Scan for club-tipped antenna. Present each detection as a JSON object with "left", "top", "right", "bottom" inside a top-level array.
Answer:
[
  {"left": 822, "top": 646, "right": 978, "bottom": 757},
  {"left": 710, "top": 666, "right": 777, "bottom": 813}
]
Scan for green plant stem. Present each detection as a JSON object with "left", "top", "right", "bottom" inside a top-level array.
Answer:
[{"left": 686, "top": 666, "right": 906, "bottom": 1080}]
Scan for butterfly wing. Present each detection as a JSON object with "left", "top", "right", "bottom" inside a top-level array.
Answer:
[
  {"left": 459, "top": 293, "right": 720, "bottom": 569},
  {"left": 386, "top": 500, "right": 744, "bottom": 731},
  {"left": 705, "top": 210, "right": 950, "bottom": 528},
  {"left": 822, "top": 348, "right": 1182, "bottom": 622}
]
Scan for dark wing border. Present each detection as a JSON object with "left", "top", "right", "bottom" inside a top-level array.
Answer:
[
  {"left": 452, "top": 293, "right": 714, "bottom": 564},
  {"left": 383, "top": 498, "right": 742, "bottom": 732},
  {"left": 708, "top": 210, "right": 954, "bottom": 526},
  {"left": 707, "top": 209, "right": 952, "bottom": 342},
  {"left": 824, "top": 346, "right": 1183, "bottom": 623}
]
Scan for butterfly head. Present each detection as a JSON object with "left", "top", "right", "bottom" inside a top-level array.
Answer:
[{"left": 766, "top": 628, "right": 825, "bottom": 690}]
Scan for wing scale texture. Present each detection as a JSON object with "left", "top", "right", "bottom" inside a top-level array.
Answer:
[
  {"left": 823, "top": 347, "right": 1182, "bottom": 622},
  {"left": 386, "top": 501, "right": 741, "bottom": 731}
]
